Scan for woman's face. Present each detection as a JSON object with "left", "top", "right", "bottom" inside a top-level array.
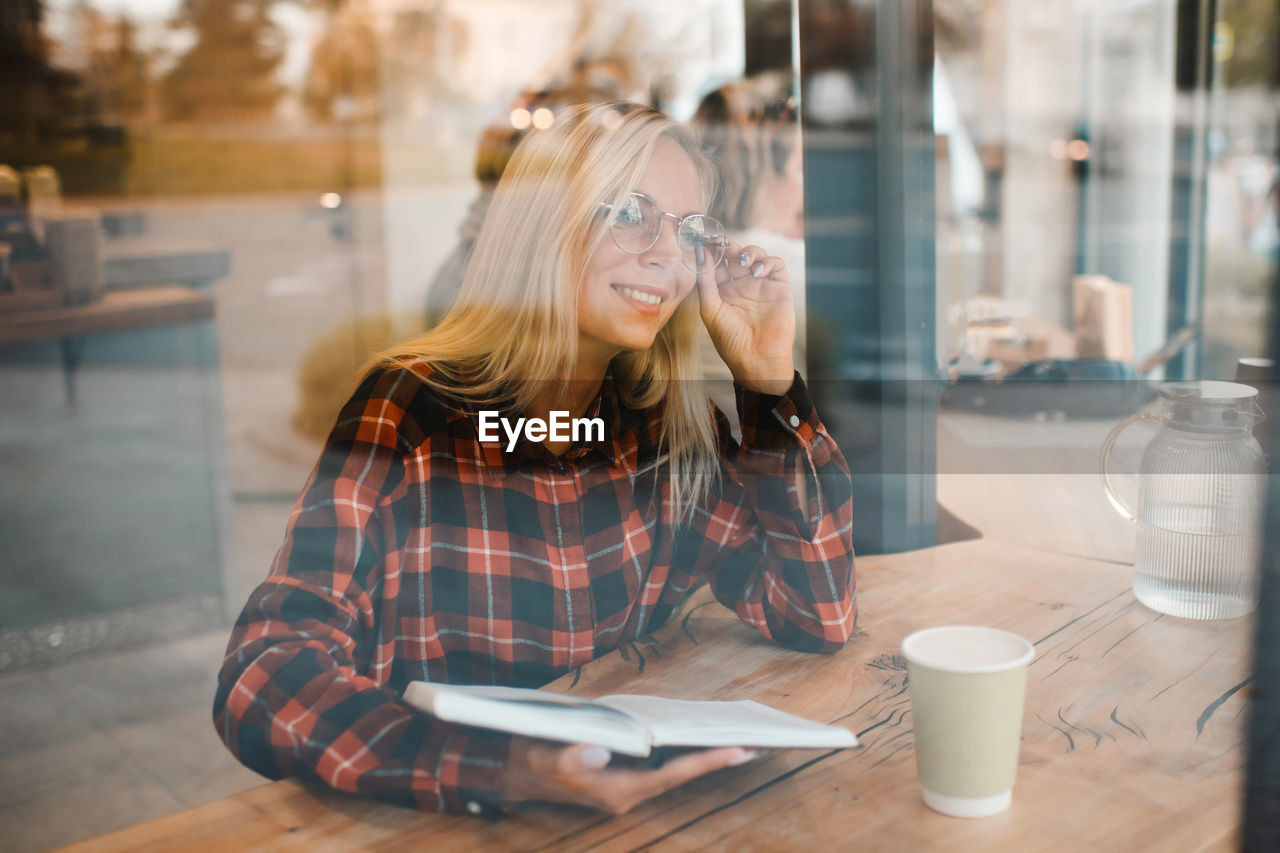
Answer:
[{"left": 576, "top": 138, "right": 702, "bottom": 367}]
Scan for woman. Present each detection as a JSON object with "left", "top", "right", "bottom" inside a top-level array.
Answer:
[{"left": 213, "top": 101, "right": 855, "bottom": 818}]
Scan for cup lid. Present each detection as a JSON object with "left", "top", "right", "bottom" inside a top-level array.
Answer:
[{"left": 902, "top": 626, "right": 1034, "bottom": 674}]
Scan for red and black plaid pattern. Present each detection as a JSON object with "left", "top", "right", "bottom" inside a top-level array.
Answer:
[{"left": 213, "top": 363, "right": 856, "bottom": 815}]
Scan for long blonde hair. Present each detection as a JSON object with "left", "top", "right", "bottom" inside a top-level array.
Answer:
[{"left": 366, "top": 101, "right": 722, "bottom": 522}]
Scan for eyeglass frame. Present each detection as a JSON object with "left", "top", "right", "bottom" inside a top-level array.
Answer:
[{"left": 597, "top": 192, "right": 730, "bottom": 273}]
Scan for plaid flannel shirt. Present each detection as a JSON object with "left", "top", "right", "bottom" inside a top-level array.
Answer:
[{"left": 213, "top": 363, "right": 856, "bottom": 816}]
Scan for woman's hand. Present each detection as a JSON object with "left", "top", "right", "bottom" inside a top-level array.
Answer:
[
  {"left": 502, "top": 739, "right": 755, "bottom": 815},
  {"left": 696, "top": 242, "right": 796, "bottom": 395}
]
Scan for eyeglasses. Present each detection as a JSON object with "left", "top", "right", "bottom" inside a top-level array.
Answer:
[{"left": 599, "top": 192, "right": 729, "bottom": 274}]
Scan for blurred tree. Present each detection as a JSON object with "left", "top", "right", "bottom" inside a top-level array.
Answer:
[
  {"left": 0, "top": 0, "right": 59, "bottom": 140},
  {"left": 380, "top": 4, "right": 471, "bottom": 117},
  {"left": 303, "top": 0, "right": 380, "bottom": 122},
  {"left": 160, "top": 0, "right": 285, "bottom": 122},
  {"left": 1221, "top": 0, "right": 1280, "bottom": 88},
  {"left": 69, "top": 4, "right": 152, "bottom": 126}
]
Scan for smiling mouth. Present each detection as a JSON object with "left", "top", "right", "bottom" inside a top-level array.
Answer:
[{"left": 612, "top": 285, "right": 664, "bottom": 307}]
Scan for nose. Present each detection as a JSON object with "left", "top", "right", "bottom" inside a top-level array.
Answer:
[{"left": 638, "top": 213, "right": 684, "bottom": 270}]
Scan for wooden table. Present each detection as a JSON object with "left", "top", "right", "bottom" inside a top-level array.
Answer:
[
  {"left": 63, "top": 539, "right": 1251, "bottom": 851},
  {"left": 0, "top": 284, "right": 215, "bottom": 405},
  {"left": 1, "top": 240, "right": 228, "bottom": 404},
  {"left": 936, "top": 409, "right": 1147, "bottom": 566},
  {"left": 0, "top": 285, "right": 215, "bottom": 345}
]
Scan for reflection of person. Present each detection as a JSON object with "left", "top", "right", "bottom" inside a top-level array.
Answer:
[
  {"left": 214, "top": 102, "right": 855, "bottom": 817},
  {"left": 424, "top": 102, "right": 551, "bottom": 320},
  {"left": 694, "top": 75, "right": 807, "bottom": 430},
  {"left": 1265, "top": 175, "right": 1280, "bottom": 263},
  {"left": 1235, "top": 159, "right": 1280, "bottom": 257},
  {"left": 695, "top": 74, "right": 804, "bottom": 244}
]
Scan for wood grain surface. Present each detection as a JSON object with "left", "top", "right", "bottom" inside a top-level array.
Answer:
[
  {"left": 937, "top": 472, "right": 1139, "bottom": 565},
  {"left": 61, "top": 539, "right": 1250, "bottom": 852}
]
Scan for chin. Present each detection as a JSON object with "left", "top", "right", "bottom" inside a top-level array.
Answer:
[
  {"left": 603, "top": 322, "right": 664, "bottom": 354},
  {"left": 611, "top": 336, "right": 660, "bottom": 356},
  {"left": 581, "top": 332, "right": 659, "bottom": 365}
]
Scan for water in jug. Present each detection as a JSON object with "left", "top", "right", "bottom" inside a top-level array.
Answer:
[{"left": 1100, "top": 381, "right": 1266, "bottom": 620}]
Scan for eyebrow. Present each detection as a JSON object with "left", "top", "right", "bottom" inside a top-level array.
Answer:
[{"left": 628, "top": 190, "right": 705, "bottom": 218}]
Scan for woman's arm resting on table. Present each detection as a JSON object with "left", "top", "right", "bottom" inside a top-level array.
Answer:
[
  {"left": 687, "top": 244, "right": 855, "bottom": 652},
  {"left": 212, "top": 368, "right": 509, "bottom": 816},
  {"left": 213, "top": 582, "right": 511, "bottom": 815},
  {"left": 675, "top": 373, "right": 857, "bottom": 653}
]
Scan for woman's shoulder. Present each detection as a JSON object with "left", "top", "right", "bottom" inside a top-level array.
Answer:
[
  {"left": 338, "top": 358, "right": 466, "bottom": 440},
  {"left": 350, "top": 357, "right": 433, "bottom": 404}
]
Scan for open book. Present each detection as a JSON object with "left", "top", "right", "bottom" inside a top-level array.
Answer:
[{"left": 401, "top": 682, "right": 858, "bottom": 758}]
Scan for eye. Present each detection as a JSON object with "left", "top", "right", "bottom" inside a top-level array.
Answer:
[
  {"left": 615, "top": 195, "right": 645, "bottom": 227},
  {"left": 678, "top": 220, "right": 706, "bottom": 248}
]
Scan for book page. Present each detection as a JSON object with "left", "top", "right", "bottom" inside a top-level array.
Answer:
[
  {"left": 596, "top": 695, "right": 858, "bottom": 750},
  {"left": 424, "top": 684, "right": 615, "bottom": 710},
  {"left": 401, "top": 682, "right": 652, "bottom": 756}
]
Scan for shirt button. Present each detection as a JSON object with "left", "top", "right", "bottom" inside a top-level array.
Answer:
[
  {"left": 466, "top": 800, "right": 483, "bottom": 815},
  {"left": 789, "top": 415, "right": 801, "bottom": 428}
]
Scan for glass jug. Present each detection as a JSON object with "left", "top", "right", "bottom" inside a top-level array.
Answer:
[{"left": 1100, "top": 381, "right": 1266, "bottom": 620}]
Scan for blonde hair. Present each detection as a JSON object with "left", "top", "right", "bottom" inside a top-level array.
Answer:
[{"left": 364, "top": 101, "right": 722, "bottom": 522}]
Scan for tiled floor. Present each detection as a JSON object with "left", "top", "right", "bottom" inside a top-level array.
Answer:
[
  {"left": 0, "top": 488, "right": 304, "bottom": 851},
  {"left": 0, "top": 489, "right": 305, "bottom": 851},
  {"left": 0, "top": 625, "right": 265, "bottom": 852}
]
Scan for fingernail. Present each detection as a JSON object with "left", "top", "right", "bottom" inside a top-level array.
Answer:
[
  {"left": 752, "top": 263, "right": 765, "bottom": 278},
  {"left": 579, "top": 746, "right": 611, "bottom": 769},
  {"left": 727, "top": 750, "right": 758, "bottom": 766},
  {"left": 739, "top": 252, "right": 750, "bottom": 266}
]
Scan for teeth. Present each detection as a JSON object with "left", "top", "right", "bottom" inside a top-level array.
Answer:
[{"left": 617, "top": 286, "right": 662, "bottom": 306}]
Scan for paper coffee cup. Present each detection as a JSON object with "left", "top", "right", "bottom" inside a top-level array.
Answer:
[{"left": 902, "top": 625, "right": 1034, "bottom": 818}]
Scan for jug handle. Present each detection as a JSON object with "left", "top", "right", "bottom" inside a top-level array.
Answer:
[{"left": 1099, "top": 412, "right": 1162, "bottom": 522}]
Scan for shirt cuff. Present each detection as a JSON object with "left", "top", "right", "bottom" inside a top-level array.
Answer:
[
  {"left": 735, "top": 371, "right": 821, "bottom": 452},
  {"left": 436, "top": 728, "right": 512, "bottom": 819}
]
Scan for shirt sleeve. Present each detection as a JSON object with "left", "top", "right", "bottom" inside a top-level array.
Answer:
[
  {"left": 212, "top": 366, "right": 510, "bottom": 817},
  {"left": 674, "top": 372, "right": 857, "bottom": 653}
]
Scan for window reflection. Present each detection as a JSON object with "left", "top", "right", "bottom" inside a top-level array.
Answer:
[
  {"left": 933, "top": 0, "right": 1278, "bottom": 558},
  {"left": 1, "top": 0, "right": 1277, "bottom": 845}
]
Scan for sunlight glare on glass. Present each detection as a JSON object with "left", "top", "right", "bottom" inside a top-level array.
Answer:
[{"left": 510, "top": 108, "right": 531, "bottom": 130}]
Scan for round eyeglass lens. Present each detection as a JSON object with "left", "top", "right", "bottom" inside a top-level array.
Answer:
[
  {"left": 609, "top": 194, "right": 661, "bottom": 253},
  {"left": 677, "top": 214, "right": 727, "bottom": 273}
]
